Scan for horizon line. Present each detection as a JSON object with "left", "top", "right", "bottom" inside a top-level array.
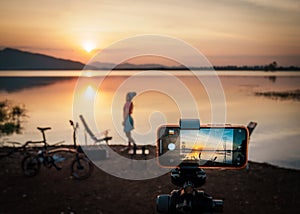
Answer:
[{"left": 1, "top": 47, "right": 300, "bottom": 69}]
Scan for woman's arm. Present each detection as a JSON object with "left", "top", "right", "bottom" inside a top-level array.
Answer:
[{"left": 123, "top": 102, "right": 129, "bottom": 123}]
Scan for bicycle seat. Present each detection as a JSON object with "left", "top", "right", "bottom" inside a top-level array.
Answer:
[{"left": 37, "top": 127, "right": 51, "bottom": 132}]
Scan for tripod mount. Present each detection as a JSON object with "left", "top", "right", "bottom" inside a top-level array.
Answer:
[{"left": 157, "top": 163, "right": 223, "bottom": 214}]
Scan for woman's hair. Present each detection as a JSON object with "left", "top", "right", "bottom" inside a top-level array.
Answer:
[{"left": 126, "top": 92, "right": 137, "bottom": 101}]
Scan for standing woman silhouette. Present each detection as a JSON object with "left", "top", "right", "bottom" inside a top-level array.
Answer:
[{"left": 123, "top": 92, "right": 137, "bottom": 148}]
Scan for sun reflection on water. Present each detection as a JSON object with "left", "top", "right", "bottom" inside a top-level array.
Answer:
[{"left": 84, "top": 85, "right": 96, "bottom": 100}]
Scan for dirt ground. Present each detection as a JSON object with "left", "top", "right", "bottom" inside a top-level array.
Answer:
[{"left": 0, "top": 145, "right": 299, "bottom": 214}]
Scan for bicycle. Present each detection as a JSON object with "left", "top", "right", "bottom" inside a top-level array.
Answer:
[
  {"left": 21, "top": 127, "right": 66, "bottom": 177},
  {"left": 22, "top": 119, "right": 112, "bottom": 180}
]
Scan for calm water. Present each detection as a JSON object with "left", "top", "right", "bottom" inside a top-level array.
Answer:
[{"left": 0, "top": 70, "right": 299, "bottom": 169}]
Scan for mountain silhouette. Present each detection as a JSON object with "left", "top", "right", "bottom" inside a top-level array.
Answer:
[
  {"left": 0, "top": 48, "right": 178, "bottom": 70},
  {"left": 1, "top": 48, "right": 299, "bottom": 71},
  {"left": 0, "top": 48, "right": 84, "bottom": 70}
]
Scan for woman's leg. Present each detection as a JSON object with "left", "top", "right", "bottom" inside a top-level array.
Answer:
[{"left": 126, "top": 131, "right": 135, "bottom": 147}]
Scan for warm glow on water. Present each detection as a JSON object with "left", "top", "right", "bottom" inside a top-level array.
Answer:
[
  {"left": 84, "top": 85, "right": 96, "bottom": 100},
  {"left": 0, "top": 71, "right": 300, "bottom": 169}
]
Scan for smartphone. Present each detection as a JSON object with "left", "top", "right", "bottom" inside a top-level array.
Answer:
[{"left": 157, "top": 125, "right": 249, "bottom": 168}]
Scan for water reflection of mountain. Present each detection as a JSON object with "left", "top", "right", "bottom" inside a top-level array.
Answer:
[{"left": 0, "top": 77, "right": 73, "bottom": 92}]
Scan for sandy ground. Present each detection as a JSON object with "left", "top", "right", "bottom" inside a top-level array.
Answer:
[{"left": 0, "top": 145, "right": 300, "bottom": 214}]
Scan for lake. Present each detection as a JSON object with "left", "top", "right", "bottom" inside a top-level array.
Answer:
[{"left": 0, "top": 70, "right": 299, "bottom": 170}]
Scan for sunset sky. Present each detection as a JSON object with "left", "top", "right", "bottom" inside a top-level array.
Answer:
[{"left": 0, "top": 0, "right": 299, "bottom": 66}]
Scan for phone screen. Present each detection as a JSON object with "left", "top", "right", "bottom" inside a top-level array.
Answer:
[{"left": 157, "top": 126, "right": 248, "bottom": 168}]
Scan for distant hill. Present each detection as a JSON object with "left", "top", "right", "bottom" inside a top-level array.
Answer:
[
  {"left": 113, "top": 62, "right": 186, "bottom": 70},
  {"left": 86, "top": 61, "right": 187, "bottom": 70},
  {"left": 0, "top": 48, "right": 85, "bottom": 70},
  {"left": 0, "top": 48, "right": 182, "bottom": 70},
  {"left": 1, "top": 48, "right": 299, "bottom": 71}
]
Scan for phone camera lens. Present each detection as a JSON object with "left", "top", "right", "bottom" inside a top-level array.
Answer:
[{"left": 168, "top": 143, "right": 176, "bottom": 151}]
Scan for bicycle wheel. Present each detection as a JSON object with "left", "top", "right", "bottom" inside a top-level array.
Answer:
[
  {"left": 22, "top": 155, "right": 41, "bottom": 177},
  {"left": 71, "top": 156, "right": 94, "bottom": 180}
]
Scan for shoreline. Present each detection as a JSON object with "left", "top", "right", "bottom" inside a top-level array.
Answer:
[
  {"left": 0, "top": 146, "right": 300, "bottom": 213},
  {"left": 1, "top": 144, "right": 300, "bottom": 171}
]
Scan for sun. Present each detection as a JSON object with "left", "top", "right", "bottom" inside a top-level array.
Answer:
[{"left": 82, "top": 41, "right": 96, "bottom": 53}]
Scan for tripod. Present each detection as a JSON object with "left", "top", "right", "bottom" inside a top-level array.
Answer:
[{"left": 157, "top": 163, "right": 223, "bottom": 214}]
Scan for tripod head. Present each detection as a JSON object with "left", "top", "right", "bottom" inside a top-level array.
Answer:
[
  {"left": 171, "top": 163, "right": 206, "bottom": 188},
  {"left": 157, "top": 163, "right": 223, "bottom": 214}
]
